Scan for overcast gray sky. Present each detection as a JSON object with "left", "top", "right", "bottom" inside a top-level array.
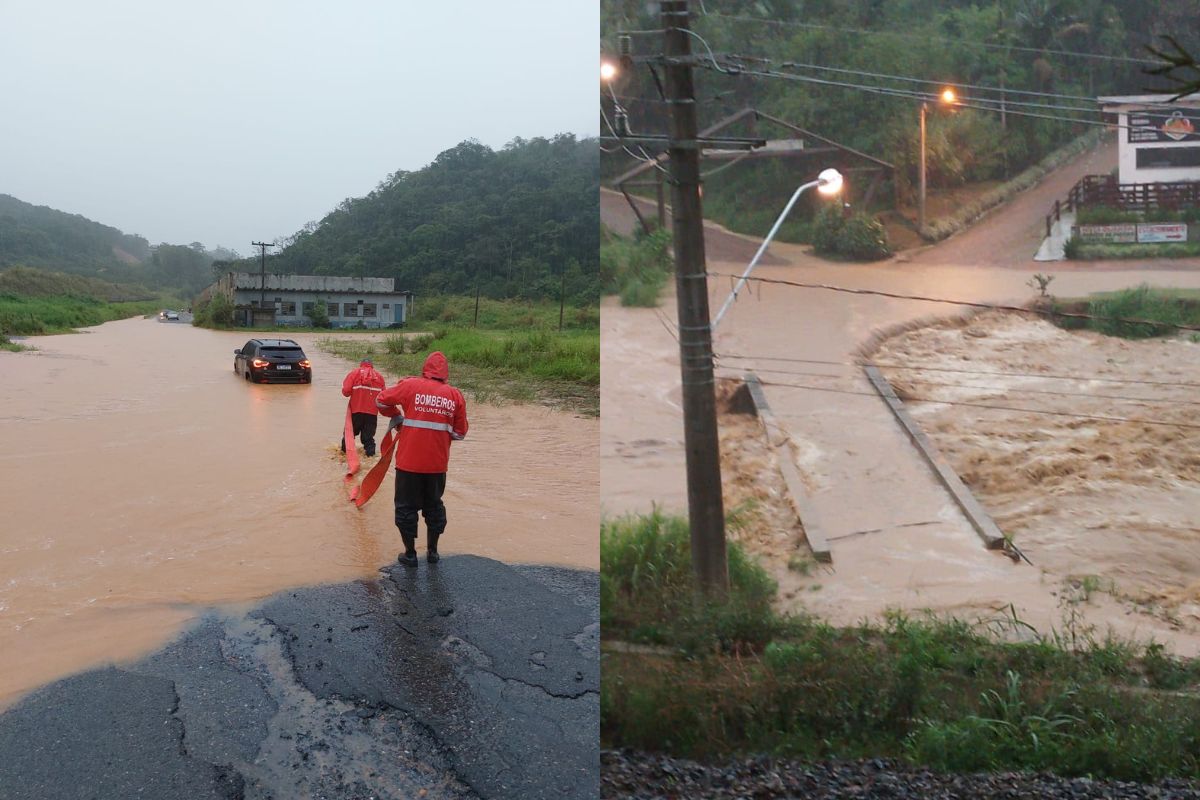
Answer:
[{"left": 0, "top": 1, "right": 598, "bottom": 256}]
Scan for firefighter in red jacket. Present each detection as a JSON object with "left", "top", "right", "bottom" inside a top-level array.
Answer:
[
  {"left": 341, "top": 359, "right": 386, "bottom": 457},
  {"left": 376, "top": 351, "right": 468, "bottom": 566}
]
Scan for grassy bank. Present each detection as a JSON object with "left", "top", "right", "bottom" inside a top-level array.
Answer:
[
  {"left": 602, "top": 512, "right": 1200, "bottom": 782},
  {"left": 600, "top": 227, "right": 672, "bottom": 307},
  {"left": 320, "top": 327, "right": 599, "bottom": 416},
  {"left": 0, "top": 265, "right": 174, "bottom": 336},
  {"left": 0, "top": 295, "right": 169, "bottom": 335},
  {"left": 1051, "top": 285, "right": 1200, "bottom": 339}
]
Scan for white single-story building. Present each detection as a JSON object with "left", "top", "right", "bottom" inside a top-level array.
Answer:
[
  {"left": 204, "top": 272, "right": 413, "bottom": 328},
  {"left": 1099, "top": 93, "right": 1200, "bottom": 185}
]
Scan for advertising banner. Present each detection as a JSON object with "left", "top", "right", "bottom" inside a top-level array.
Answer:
[
  {"left": 1075, "top": 224, "right": 1136, "bottom": 243},
  {"left": 1128, "top": 109, "right": 1200, "bottom": 143},
  {"left": 1136, "top": 223, "right": 1188, "bottom": 243}
]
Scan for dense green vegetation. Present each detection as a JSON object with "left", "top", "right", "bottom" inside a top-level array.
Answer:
[
  {"left": 1052, "top": 284, "right": 1200, "bottom": 337},
  {"left": 0, "top": 266, "right": 175, "bottom": 336},
  {"left": 320, "top": 327, "right": 599, "bottom": 416},
  {"left": 602, "top": 0, "right": 1197, "bottom": 239},
  {"left": 600, "top": 227, "right": 673, "bottom": 306},
  {"left": 229, "top": 135, "right": 600, "bottom": 304},
  {"left": 602, "top": 511, "right": 1200, "bottom": 782},
  {"left": 811, "top": 205, "right": 893, "bottom": 260}
]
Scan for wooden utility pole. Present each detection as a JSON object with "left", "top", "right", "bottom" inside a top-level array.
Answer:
[
  {"left": 473, "top": 282, "right": 481, "bottom": 327},
  {"left": 918, "top": 102, "right": 927, "bottom": 232},
  {"left": 251, "top": 241, "right": 275, "bottom": 309},
  {"left": 662, "top": 0, "right": 728, "bottom": 593}
]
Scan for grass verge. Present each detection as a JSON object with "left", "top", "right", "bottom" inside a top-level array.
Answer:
[
  {"left": 602, "top": 511, "right": 1200, "bottom": 782},
  {"left": 1050, "top": 284, "right": 1200, "bottom": 338},
  {"left": 319, "top": 327, "right": 599, "bottom": 416},
  {"left": 0, "top": 333, "right": 29, "bottom": 352},
  {"left": 0, "top": 295, "right": 170, "bottom": 335}
]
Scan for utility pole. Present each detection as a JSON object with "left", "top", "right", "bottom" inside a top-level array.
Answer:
[
  {"left": 473, "top": 282, "right": 481, "bottom": 328},
  {"left": 662, "top": 0, "right": 728, "bottom": 593},
  {"left": 559, "top": 264, "right": 566, "bottom": 331},
  {"left": 251, "top": 241, "right": 275, "bottom": 309},
  {"left": 918, "top": 102, "right": 927, "bottom": 232}
]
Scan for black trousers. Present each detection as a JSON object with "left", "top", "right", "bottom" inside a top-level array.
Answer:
[
  {"left": 394, "top": 469, "right": 447, "bottom": 552},
  {"left": 340, "top": 412, "right": 378, "bottom": 456}
]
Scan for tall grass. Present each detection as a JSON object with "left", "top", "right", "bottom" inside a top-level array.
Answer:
[
  {"left": 602, "top": 511, "right": 1200, "bottom": 782},
  {"left": 0, "top": 296, "right": 166, "bottom": 335},
  {"left": 600, "top": 227, "right": 673, "bottom": 307},
  {"left": 409, "top": 295, "right": 598, "bottom": 330},
  {"left": 319, "top": 326, "right": 599, "bottom": 415},
  {"left": 1052, "top": 284, "right": 1200, "bottom": 339}
]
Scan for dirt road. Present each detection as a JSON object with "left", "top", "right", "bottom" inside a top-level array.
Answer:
[
  {"left": 600, "top": 139, "right": 1200, "bottom": 648},
  {"left": 0, "top": 317, "right": 597, "bottom": 707}
]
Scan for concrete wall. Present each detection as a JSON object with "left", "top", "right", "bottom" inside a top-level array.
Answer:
[{"left": 230, "top": 289, "right": 409, "bottom": 328}]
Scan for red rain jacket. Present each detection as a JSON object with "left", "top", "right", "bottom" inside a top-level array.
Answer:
[
  {"left": 341, "top": 362, "right": 386, "bottom": 414},
  {"left": 376, "top": 352, "right": 468, "bottom": 474}
]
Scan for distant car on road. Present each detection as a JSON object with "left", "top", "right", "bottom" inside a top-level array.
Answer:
[
  {"left": 233, "top": 338, "right": 312, "bottom": 384},
  {"left": 159, "top": 309, "right": 180, "bottom": 321}
]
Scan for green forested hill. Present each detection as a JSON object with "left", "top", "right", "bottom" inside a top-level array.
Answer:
[
  {"left": 247, "top": 134, "right": 600, "bottom": 304},
  {"left": 601, "top": 0, "right": 1199, "bottom": 226},
  {"left": 0, "top": 194, "right": 151, "bottom": 278}
]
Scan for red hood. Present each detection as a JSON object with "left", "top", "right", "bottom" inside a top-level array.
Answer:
[{"left": 422, "top": 351, "right": 449, "bottom": 380}]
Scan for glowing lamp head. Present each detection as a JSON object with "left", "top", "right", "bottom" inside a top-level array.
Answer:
[
  {"left": 816, "top": 168, "right": 844, "bottom": 196},
  {"left": 941, "top": 87, "right": 957, "bottom": 104},
  {"left": 600, "top": 62, "right": 617, "bottom": 82}
]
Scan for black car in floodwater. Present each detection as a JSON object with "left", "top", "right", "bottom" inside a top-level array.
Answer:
[{"left": 234, "top": 338, "right": 312, "bottom": 384}]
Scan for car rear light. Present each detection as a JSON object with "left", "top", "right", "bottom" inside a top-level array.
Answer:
[
  {"left": 299, "top": 359, "right": 311, "bottom": 368},
  {"left": 252, "top": 358, "right": 269, "bottom": 368}
]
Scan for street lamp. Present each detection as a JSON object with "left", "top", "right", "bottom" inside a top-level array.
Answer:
[
  {"left": 918, "top": 87, "right": 959, "bottom": 232},
  {"left": 600, "top": 61, "right": 617, "bottom": 82},
  {"left": 712, "top": 168, "right": 844, "bottom": 329}
]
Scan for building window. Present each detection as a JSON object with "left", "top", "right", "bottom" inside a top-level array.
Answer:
[
  {"left": 327, "top": 303, "right": 339, "bottom": 318},
  {"left": 1136, "top": 147, "right": 1200, "bottom": 169},
  {"left": 383, "top": 304, "right": 390, "bottom": 310},
  {"left": 344, "top": 303, "right": 360, "bottom": 317},
  {"left": 362, "top": 303, "right": 377, "bottom": 317},
  {"left": 277, "top": 301, "right": 296, "bottom": 315}
]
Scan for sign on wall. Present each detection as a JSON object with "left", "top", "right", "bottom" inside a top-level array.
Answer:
[
  {"left": 1128, "top": 109, "right": 1200, "bottom": 143},
  {"left": 1136, "top": 223, "right": 1187, "bottom": 243},
  {"left": 1075, "top": 224, "right": 1136, "bottom": 243}
]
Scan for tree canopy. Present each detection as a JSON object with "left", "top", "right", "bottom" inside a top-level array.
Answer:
[{"left": 242, "top": 134, "right": 600, "bottom": 305}]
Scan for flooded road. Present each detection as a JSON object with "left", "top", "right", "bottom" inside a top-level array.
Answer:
[
  {"left": 0, "top": 317, "right": 597, "bottom": 707},
  {"left": 601, "top": 183, "right": 1200, "bottom": 651}
]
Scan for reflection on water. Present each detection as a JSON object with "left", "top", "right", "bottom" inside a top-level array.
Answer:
[{"left": 0, "top": 317, "right": 597, "bottom": 706}]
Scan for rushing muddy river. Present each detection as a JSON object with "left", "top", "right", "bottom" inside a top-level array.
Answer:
[{"left": 0, "top": 317, "right": 597, "bottom": 707}]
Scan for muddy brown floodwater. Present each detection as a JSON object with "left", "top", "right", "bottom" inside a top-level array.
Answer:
[{"left": 0, "top": 317, "right": 597, "bottom": 707}]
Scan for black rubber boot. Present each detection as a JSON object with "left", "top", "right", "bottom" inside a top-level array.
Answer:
[
  {"left": 427, "top": 531, "right": 441, "bottom": 564},
  {"left": 398, "top": 534, "right": 418, "bottom": 567}
]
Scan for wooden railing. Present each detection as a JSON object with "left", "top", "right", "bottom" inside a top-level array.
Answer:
[{"left": 1047, "top": 176, "right": 1200, "bottom": 237}]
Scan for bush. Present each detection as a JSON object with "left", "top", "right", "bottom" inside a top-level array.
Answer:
[
  {"left": 306, "top": 300, "right": 331, "bottom": 328},
  {"left": 601, "top": 227, "right": 673, "bottom": 307},
  {"left": 193, "top": 292, "right": 234, "bottom": 328},
  {"left": 812, "top": 206, "right": 892, "bottom": 261}
]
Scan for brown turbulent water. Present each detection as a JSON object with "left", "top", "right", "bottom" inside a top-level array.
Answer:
[{"left": 0, "top": 317, "right": 597, "bottom": 707}]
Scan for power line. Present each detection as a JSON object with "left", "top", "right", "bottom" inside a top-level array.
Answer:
[
  {"left": 690, "top": 61, "right": 1142, "bottom": 131},
  {"left": 715, "top": 353, "right": 1200, "bottom": 390},
  {"left": 706, "top": 271, "right": 1200, "bottom": 333},
  {"left": 703, "top": 11, "right": 1161, "bottom": 67},
  {"left": 718, "top": 371, "right": 1200, "bottom": 431}
]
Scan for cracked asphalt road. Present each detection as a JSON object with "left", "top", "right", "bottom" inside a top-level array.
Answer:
[{"left": 0, "top": 556, "right": 599, "bottom": 800}]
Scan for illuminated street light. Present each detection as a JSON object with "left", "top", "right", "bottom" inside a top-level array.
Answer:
[
  {"left": 713, "top": 169, "right": 844, "bottom": 329},
  {"left": 601, "top": 61, "right": 617, "bottom": 82},
  {"left": 919, "top": 87, "right": 960, "bottom": 231},
  {"left": 817, "top": 167, "right": 844, "bottom": 196}
]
